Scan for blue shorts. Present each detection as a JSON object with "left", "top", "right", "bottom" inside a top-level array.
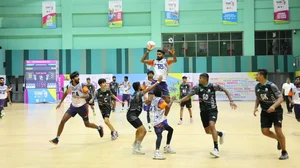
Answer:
[
  {"left": 66, "top": 104, "right": 89, "bottom": 121},
  {"left": 149, "top": 80, "right": 170, "bottom": 96},
  {"left": 0, "top": 99, "right": 5, "bottom": 110}
]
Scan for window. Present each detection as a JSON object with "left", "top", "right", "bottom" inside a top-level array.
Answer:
[
  {"left": 255, "top": 30, "right": 293, "bottom": 55},
  {"left": 161, "top": 32, "right": 243, "bottom": 57}
]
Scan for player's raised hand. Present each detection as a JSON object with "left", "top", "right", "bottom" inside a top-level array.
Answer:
[
  {"left": 157, "top": 75, "right": 163, "bottom": 82},
  {"left": 168, "top": 47, "right": 175, "bottom": 56}
]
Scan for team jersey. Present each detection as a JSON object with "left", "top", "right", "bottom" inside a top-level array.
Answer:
[
  {"left": 289, "top": 85, "right": 300, "bottom": 105},
  {"left": 94, "top": 88, "right": 112, "bottom": 107},
  {"left": 0, "top": 85, "right": 8, "bottom": 99},
  {"left": 142, "top": 79, "right": 153, "bottom": 99},
  {"left": 128, "top": 91, "right": 143, "bottom": 111},
  {"left": 255, "top": 81, "right": 282, "bottom": 112},
  {"left": 180, "top": 83, "right": 190, "bottom": 98},
  {"left": 188, "top": 83, "right": 225, "bottom": 112},
  {"left": 109, "top": 81, "right": 119, "bottom": 94},
  {"left": 148, "top": 58, "right": 173, "bottom": 82},
  {"left": 67, "top": 83, "right": 87, "bottom": 107},
  {"left": 86, "top": 84, "right": 95, "bottom": 98},
  {"left": 122, "top": 81, "right": 130, "bottom": 94},
  {"left": 150, "top": 97, "right": 167, "bottom": 126}
]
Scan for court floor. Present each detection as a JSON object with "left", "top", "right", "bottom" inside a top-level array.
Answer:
[{"left": 0, "top": 101, "right": 299, "bottom": 168}]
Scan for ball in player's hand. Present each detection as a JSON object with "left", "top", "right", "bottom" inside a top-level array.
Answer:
[
  {"left": 82, "top": 86, "right": 89, "bottom": 94},
  {"left": 146, "top": 41, "right": 155, "bottom": 50}
]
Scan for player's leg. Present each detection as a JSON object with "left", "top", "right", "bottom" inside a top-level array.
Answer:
[
  {"left": 272, "top": 112, "right": 289, "bottom": 160},
  {"left": 122, "top": 94, "right": 125, "bottom": 110},
  {"left": 187, "top": 99, "right": 193, "bottom": 123},
  {"left": 294, "top": 104, "right": 300, "bottom": 122},
  {"left": 129, "top": 117, "right": 146, "bottom": 155},
  {"left": 79, "top": 105, "right": 104, "bottom": 137},
  {"left": 90, "top": 104, "right": 96, "bottom": 116},
  {"left": 101, "top": 106, "right": 118, "bottom": 140},
  {"left": 126, "top": 94, "right": 131, "bottom": 108},
  {"left": 163, "top": 121, "right": 176, "bottom": 154},
  {"left": 111, "top": 97, "right": 116, "bottom": 112},
  {"left": 49, "top": 106, "right": 74, "bottom": 145},
  {"left": 178, "top": 103, "right": 184, "bottom": 125},
  {"left": 0, "top": 99, "right": 5, "bottom": 119},
  {"left": 153, "top": 124, "right": 166, "bottom": 160}
]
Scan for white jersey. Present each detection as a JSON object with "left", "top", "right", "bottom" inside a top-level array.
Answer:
[
  {"left": 123, "top": 81, "right": 130, "bottom": 94},
  {"left": 0, "top": 85, "right": 8, "bottom": 99},
  {"left": 150, "top": 97, "right": 165, "bottom": 126},
  {"left": 291, "top": 85, "right": 300, "bottom": 105},
  {"left": 68, "top": 83, "right": 87, "bottom": 107},
  {"left": 143, "top": 79, "right": 153, "bottom": 99},
  {"left": 152, "top": 59, "right": 170, "bottom": 82}
]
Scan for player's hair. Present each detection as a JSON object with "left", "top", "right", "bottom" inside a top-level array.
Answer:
[
  {"left": 182, "top": 76, "right": 187, "bottom": 79},
  {"left": 153, "top": 87, "right": 162, "bottom": 97},
  {"left": 295, "top": 76, "right": 300, "bottom": 80},
  {"left": 0, "top": 77, "right": 4, "bottom": 80},
  {"left": 200, "top": 73, "right": 209, "bottom": 81},
  {"left": 86, "top": 77, "right": 90, "bottom": 80},
  {"left": 70, "top": 71, "right": 79, "bottom": 80},
  {"left": 112, "top": 76, "right": 116, "bottom": 78},
  {"left": 98, "top": 78, "right": 106, "bottom": 85},
  {"left": 157, "top": 49, "right": 165, "bottom": 55},
  {"left": 147, "top": 71, "right": 154, "bottom": 75},
  {"left": 132, "top": 82, "right": 140, "bottom": 91},
  {"left": 257, "top": 69, "right": 268, "bottom": 79},
  {"left": 124, "top": 76, "right": 128, "bottom": 79}
]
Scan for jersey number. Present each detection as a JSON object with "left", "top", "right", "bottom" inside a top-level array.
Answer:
[
  {"left": 260, "top": 94, "right": 268, "bottom": 100},
  {"left": 202, "top": 94, "right": 209, "bottom": 100},
  {"left": 0, "top": 90, "right": 5, "bottom": 94},
  {"left": 157, "top": 64, "right": 164, "bottom": 69}
]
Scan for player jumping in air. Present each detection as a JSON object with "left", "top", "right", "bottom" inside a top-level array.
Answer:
[
  {"left": 140, "top": 47, "right": 177, "bottom": 119},
  {"left": 49, "top": 71, "right": 104, "bottom": 145}
]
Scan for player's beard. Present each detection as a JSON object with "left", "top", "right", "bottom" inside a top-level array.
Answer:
[
  {"left": 113, "top": 80, "right": 116, "bottom": 82},
  {"left": 156, "top": 56, "right": 163, "bottom": 61},
  {"left": 0, "top": 83, "right": 3, "bottom": 86}
]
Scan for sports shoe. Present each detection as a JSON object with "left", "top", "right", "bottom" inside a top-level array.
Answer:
[
  {"left": 210, "top": 148, "right": 220, "bottom": 158},
  {"left": 0, "top": 112, "right": 5, "bottom": 119},
  {"left": 177, "top": 120, "right": 182, "bottom": 125},
  {"left": 132, "top": 143, "right": 145, "bottom": 155},
  {"left": 279, "top": 152, "right": 289, "bottom": 160},
  {"left": 190, "top": 118, "right": 193, "bottom": 123},
  {"left": 111, "top": 131, "right": 118, "bottom": 140},
  {"left": 153, "top": 151, "right": 166, "bottom": 160},
  {"left": 164, "top": 146, "right": 176, "bottom": 154},
  {"left": 132, "top": 141, "right": 143, "bottom": 148},
  {"left": 219, "top": 131, "right": 226, "bottom": 145},
  {"left": 98, "top": 125, "right": 104, "bottom": 138},
  {"left": 49, "top": 138, "right": 59, "bottom": 145}
]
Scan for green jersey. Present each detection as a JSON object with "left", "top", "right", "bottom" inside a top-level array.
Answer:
[
  {"left": 188, "top": 83, "right": 225, "bottom": 112},
  {"left": 255, "top": 81, "right": 283, "bottom": 112}
]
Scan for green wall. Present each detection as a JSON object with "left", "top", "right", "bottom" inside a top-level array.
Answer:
[{"left": 0, "top": 0, "right": 299, "bottom": 76}]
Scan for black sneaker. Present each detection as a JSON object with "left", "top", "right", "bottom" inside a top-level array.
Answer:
[
  {"left": 49, "top": 138, "right": 59, "bottom": 145},
  {"left": 98, "top": 125, "right": 104, "bottom": 138},
  {"left": 279, "top": 152, "right": 289, "bottom": 160},
  {"left": 277, "top": 142, "right": 281, "bottom": 150}
]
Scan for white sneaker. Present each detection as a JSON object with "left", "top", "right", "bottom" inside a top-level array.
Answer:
[
  {"left": 190, "top": 118, "right": 193, "bottom": 123},
  {"left": 0, "top": 112, "right": 5, "bottom": 119},
  {"left": 153, "top": 151, "right": 166, "bottom": 160},
  {"left": 219, "top": 131, "right": 225, "bottom": 145},
  {"left": 210, "top": 148, "right": 220, "bottom": 158},
  {"left": 164, "top": 146, "right": 176, "bottom": 154},
  {"left": 177, "top": 120, "right": 182, "bottom": 125},
  {"left": 132, "top": 147, "right": 145, "bottom": 155}
]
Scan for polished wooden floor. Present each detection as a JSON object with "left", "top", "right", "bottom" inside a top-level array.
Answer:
[{"left": 0, "top": 101, "right": 299, "bottom": 168}]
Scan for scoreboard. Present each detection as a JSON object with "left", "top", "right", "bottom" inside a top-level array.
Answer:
[{"left": 25, "top": 60, "right": 57, "bottom": 89}]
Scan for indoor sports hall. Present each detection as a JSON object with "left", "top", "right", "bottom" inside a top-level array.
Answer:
[{"left": 0, "top": 0, "right": 300, "bottom": 167}]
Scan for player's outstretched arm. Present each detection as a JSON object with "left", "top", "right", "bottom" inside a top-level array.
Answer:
[
  {"left": 168, "top": 48, "right": 177, "bottom": 64},
  {"left": 143, "top": 76, "right": 163, "bottom": 95},
  {"left": 269, "top": 83, "right": 284, "bottom": 110},
  {"left": 140, "top": 50, "right": 152, "bottom": 65},
  {"left": 56, "top": 88, "right": 71, "bottom": 109},
  {"left": 214, "top": 84, "right": 237, "bottom": 109}
]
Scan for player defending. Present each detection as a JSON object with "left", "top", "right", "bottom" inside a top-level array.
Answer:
[
  {"left": 177, "top": 73, "right": 236, "bottom": 157},
  {"left": 0, "top": 77, "right": 12, "bottom": 119},
  {"left": 49, "top": 71, "right": 104, "bottom": 145},
  {"left": 254, "top": 69, "right": 288, "bottom": 160},
  {"left": 128, "top": 76, "right": 162, "bottom": 155},
  {"left": 141, "top": 70, "right": 154, "bottom": 132},
  {"left": 140, "top": 47, "right": 177, "bottom": 118},
  {"left": 288, "top": 76, "right": 300, "bottom": 122},
  {"left": 90, "top": 78, "right": 122, "bottom": 140},
  {"left": 178, "top": 76, "right": 193, "bottom": 125},
  {"left": 150, "top": 88, "right": 176, "bottom": 160},
  {"left": 86, "top": 78, "right": 96, "bottom": 116},
  {"left": 109, "top": 76, "right": 119, "bottom": 112}
]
